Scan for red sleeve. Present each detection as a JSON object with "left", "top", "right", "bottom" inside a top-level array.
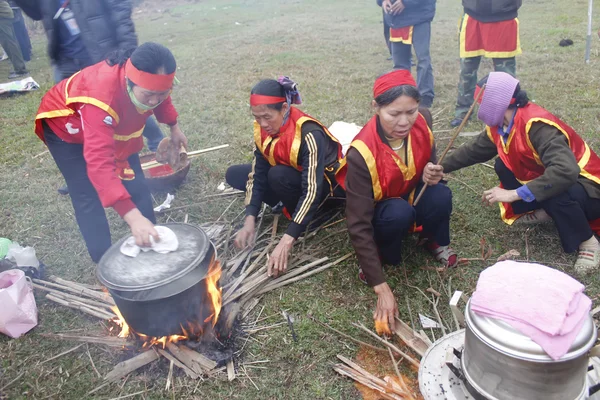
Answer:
[
  {"left": 153, "top": 96, "right": 178, "bottom": 126},
  {"left": 79, "top": 105, "right": 136, "bottom": 218}
]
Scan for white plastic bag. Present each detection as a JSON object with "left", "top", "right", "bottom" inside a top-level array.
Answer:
[
  {"left": 0, "top": 269, "right": 38, "bottom": 338},
  {"left": 6, "top": 242, "right": 40, "bottom": 268}
]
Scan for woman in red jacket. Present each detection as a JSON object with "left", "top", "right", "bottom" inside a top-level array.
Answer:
[{"left": 35, "top": 42, "right": 187, "bottom": 263}]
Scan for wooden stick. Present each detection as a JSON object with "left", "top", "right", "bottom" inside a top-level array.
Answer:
[
  {"left": 386, "top": 345, "right": 407, "bottom": 391},
  {"left": 352, "top": 322, "right": 420, "bottom": 368},
  {"left": 0, "top": 372, "right": 24, "bottom": 393},
  {"left": 46, "top": 294, "right": 115, "bottom": 320},
  {"left": 141, "top": 144, "right": 230, "bottom": 169},
  {"left": 413, "top": 84, "right": 486, "bottom": 206},
  {"left": 86, "top": 345, "right": 102, "bottom": 378},
  {"left": 32, "top": 279, "right": 115, "bottom": 305},
  {"left": 333, "top": 365, "right": 399, "bottom": 400},
  {"left": 107, "top": 390, "right": 147, "bottom": 400},
  {"left": 157, "top": 349, "right": 200, "bottom": 379},
  {"left": 40, "top": 344, "right": 84, "bottom": 365},
  {"left": 393, "top": 318, "right": 430, "bottom": 357},
  {"left": 49, "top": 291, "right": 115, "bottom": 315},
  {"left": 41, "top": 333, "right": 129, "bottom": 347},
  {"left": 48, "top": 276, "right": 104, "bottom": 292},
  {"left": 31, "top": 283, "right": 113, "bottom": 309},
  {"left": 309, "top": 315, "right": 388, "bottom": 353},
  {"left": 105, "top": 349, "right": 160, "bottom": 382},
  {"left": 178, "top": 344, "right": 217, "bottom": 371},
  {"left": 336, "top": 355, "right": 405, "bottom": 397}
]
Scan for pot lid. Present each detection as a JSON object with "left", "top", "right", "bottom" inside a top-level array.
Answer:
[
  {"left": 97, "top": 223, "right": 210, "bottom": 292},
  {"left": 466, "top": 299, "right": 597, "bottom": 362}
]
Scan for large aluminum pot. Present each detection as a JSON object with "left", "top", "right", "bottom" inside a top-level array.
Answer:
[
  {"left": 462, "top": 298, "right": 597, "bottom": 400},
  {"left": 97, "top": 223, "right": 216, "bottom": 337}
]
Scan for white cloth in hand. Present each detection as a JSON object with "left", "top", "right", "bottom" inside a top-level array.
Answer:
[{"left": 120, "top": 226, "right": 179, "bottom": 257}]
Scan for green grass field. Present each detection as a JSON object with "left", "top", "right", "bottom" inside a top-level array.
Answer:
[{"left": 1, "top": 0, "right": 600, "bottom": 398}]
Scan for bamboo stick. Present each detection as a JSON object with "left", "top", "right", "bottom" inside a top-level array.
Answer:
[
  {"left": 308, "top": 315, "right": 388, "bottom": 353},
  {"left": 164, "top": 343, "right": 204, "bottom": 375},
  {"left": 156, "top": 349, "right": 200, "bottom": 380},
  {"left": 141, "top": 144, "right": 230, "bottom": 169},
  {"left": 105, "top": 349, "right": 160, "bottom": 382},
  {"left": 49, "top": 292, "right": 116, "bottom": 315},
  {"left": 48, "top": 276, "right": 104, "bottom": 292},
  {"left": 46, "top": 294, "right": 115, "bottom": 320},
  {"left": 393, "top": 318, "right": 430, "bottom": 357},
  {"left": 413, "top": 84, "right": 486, "bottom": 206},
  {"left": 352, "top": 322, "right": 420, "bottom": 368},
  {"left": 256, "top": 253, "right": 352, "bottom": 295},
  {"left": 33, "top": 279, "right": 115, "bottom": 305},
  {"left": 333, "top": 364, "right": 403, "bottom": 400},
  {"left": 41, "top": 333, "right": 129, "bottom": 347},
  {"left": 178, "top": 344, "right": 217, "bottom": 371},
  {"left": 40, "top": 344, "right": 84, "bottom": 365},
  {"left": 227, "top": 360, "right": 235, "bottom": 381},
  {"left": 32, "top": 283, "right": 114, "bottom": 309}
]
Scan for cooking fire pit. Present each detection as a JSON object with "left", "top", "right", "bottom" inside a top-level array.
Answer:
[{"left": 97, "top": 223, "right": 220, "bottom": 338}]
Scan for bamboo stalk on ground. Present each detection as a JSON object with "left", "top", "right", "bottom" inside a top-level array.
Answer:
[
  {"left": 48, "top": 275, "right": 104, "bottom": 292},
  {"left": 164, "top": 343, "right": 205, "bottom": 376},
  {"left": 105, "top": 349, "right": 160, "bottom": 382},
  {"left": 48, "top": 292, "right": 115, "bottom": 315},
  {"left": 352, "top": 322, "right": 420, "bottom": 368},
  {"left": 393, "top": 318, "right": 431, "bottom": 357},
  {"left": 31, "top": 283, "right": 114, "bottom": 309},
  {"left": 156, "top": 349, "right": 200, "bottom": 380},
  {"left": 32, "top": 279, "right": 115, "bottom": 305},
  {"left": 41, "top": 333, "right": 129, "bottom": 347},
  {"left": 46, "top": 294, "right": 115, "bottom": 320}
]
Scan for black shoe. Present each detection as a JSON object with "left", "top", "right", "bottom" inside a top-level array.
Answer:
[
  {"left": 57, "top": 184, "right": 69, "bottom": 195},
  {"left": 450, "top": 115, "right": 471, "bottom": 128},
  {"left": 8, "top": 70, "right": 29, "bottom": 79}
]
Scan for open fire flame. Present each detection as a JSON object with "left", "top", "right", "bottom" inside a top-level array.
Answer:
[{"left": 110, "top": 260, "right": 223, "bottom": 348}]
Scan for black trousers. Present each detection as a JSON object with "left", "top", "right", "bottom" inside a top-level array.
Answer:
[
  {"left": 373, "top": 182, "right": 452, "bottom": 265},
  {"left": 495, "top": 157, "right": 600, "bottom": 253},
  {"left": 43, "top": 123, "right": 156, "bottom": 263},
  {"left": 225, "top": 163, "right": 343, "bottom": 215}
]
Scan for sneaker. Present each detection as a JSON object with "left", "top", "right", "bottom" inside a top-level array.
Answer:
[
  {"left": 574, "top": 247, "right": 600, "bottom": 274},
  {"left": 358, "top": 267, "right": 368, "bottom": 285},
  {"left": 8, "top": 70, "right": 29, "bottom": 79},
  {"left": 425, "top": 241, "right": 459, "bottom": 268},
  {"left": 57, "top": 184, "right": 69, "bottom": 195},
  {"left": 513, "top": 209, "right": 552, "bottom": 225},
  {"left": 450, "top": 115, "right": 471, "bottom": 128}
]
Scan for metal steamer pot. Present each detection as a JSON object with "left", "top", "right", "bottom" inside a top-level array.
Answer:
[
  {"left": 455, "top": 297, "right": 597, "bottom": 400},
  {"left": 97, "top": 223, "right": 216, "bottom": 337}
]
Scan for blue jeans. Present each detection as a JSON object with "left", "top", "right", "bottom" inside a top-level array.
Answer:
[
  {"left": 43, "top": 122, "right": 156, "bottom": 263},
  {"left": 373, "top": 182, "right": 452, "bottom": 264},
  {"left": 391, "top": 21, "right": 434, "bottom": 108},
  {"left": 52, "top": 58, "right": 165, "bottom": 152}
]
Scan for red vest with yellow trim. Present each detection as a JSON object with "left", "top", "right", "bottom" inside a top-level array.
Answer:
[
  {"left": 253, "top": 107, "right": 342, "bottom": 171},
  {"left": 336, "top": 113, "right": 434, "bottom": 203},
  {"left": 35, "top": 62, "right": 153, "bottom": 180},
  {"left": 488, "top": 103, "right": 600, "bottom": 233}
]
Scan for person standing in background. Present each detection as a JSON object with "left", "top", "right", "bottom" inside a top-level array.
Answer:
[
  {"left": 377, "top": 1, "right": 391, "bottom": 59},
  {"left": 0, "top": 0, "right": 28, "bottom": 78},
  {"left": 450, "top": 0, "right": 522, "bottom": 127},
  {"left": 9, "top": 1, "right": 31, "bottom": 62},
  {"left": 15, "top": 0, "right": 165, "bottom": 193},
  {"left": 377, "top": 0, "right": 436, "bottom": 108}
]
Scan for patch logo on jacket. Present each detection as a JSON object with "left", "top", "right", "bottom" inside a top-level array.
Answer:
[{"left": 103, "top": 116, "right": 113, "bottom": 126}]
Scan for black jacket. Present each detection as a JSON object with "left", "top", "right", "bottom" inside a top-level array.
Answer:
[
  {"left": 14, "top": 0, "right": 137, "bottom": 62},
  {"left": 376, "top": 0, "right": 436, "bottom": 29},
  {"left": 462, "top": 0, "right": 522, "bottom": 23}
]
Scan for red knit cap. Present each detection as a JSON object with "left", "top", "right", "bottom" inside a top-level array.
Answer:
[{"left": 373, "top": 70, "right": 417, "bottom": 99}]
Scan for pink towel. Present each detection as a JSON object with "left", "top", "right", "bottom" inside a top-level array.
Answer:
[{"left": 471, "top": 261, "right": 591, "bottom": 360}]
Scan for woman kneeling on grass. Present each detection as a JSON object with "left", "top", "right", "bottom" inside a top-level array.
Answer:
[
  {"left": 34, "top": 42, "right": 187, "bottom": 263},
  {"left": 441, "top": 72, "right": 600, "bottom": 274},
  {"left": 226, "top": 77, "right": 345, "bottom": 278},
  {"left": 336, "top": 70, "right": 456, "bottom": 332}
]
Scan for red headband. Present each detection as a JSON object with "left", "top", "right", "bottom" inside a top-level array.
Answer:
[
  {"left": 125, "top": 59, "right": 175, "bottom": 92},
  {"left": 373, "top": 70, "right": 417, "bottom": 98},
  {"left": 250, "top": 94, "right": 286, "bottom": 107},
  {"left": 475, "top": 84, "right": 516, "bottom": 105}
]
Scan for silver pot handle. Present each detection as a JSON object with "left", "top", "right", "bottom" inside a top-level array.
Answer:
[{"left": 450, "top": 291, "right": 469, "bottom": 329}]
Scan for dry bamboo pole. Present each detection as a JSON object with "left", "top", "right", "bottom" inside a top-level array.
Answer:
[
  {"left": 48, "top": 276, "right": 104, "bottom": 292},
  {"left": 104, "top": 350, "right": 160, "bottom": 382},
  {"left": 46, "top": 294, "right": 115, "bottom": 320},
  {"left": 48, "top": 292, "right": 115, "bottom": 316},
  {"left": 413, "top": 84, "right": 486, "bottom": 206},
  {"left": 333, "top": 365, "right": 399, "bottom": 400},
  {"left": 41, "top": 333, "right": 129, "bottom": 347},
  {"left": 140, "top": 144, "right": 229, "bottom": 170},
  {"left": 256, "top": 253, "right": 352, "bottom": 295},
  {"left": 32, "top": 279, "right": 115, "bottom": 305},
  {"left": 31, "top": 283, "right": 114, "bottom": 309},
  {"left": 164, "top": 343, "right": 204, "bottom": 375},
  {"left": 156, "top": 349, "right": 200, "bottom": 380}
]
